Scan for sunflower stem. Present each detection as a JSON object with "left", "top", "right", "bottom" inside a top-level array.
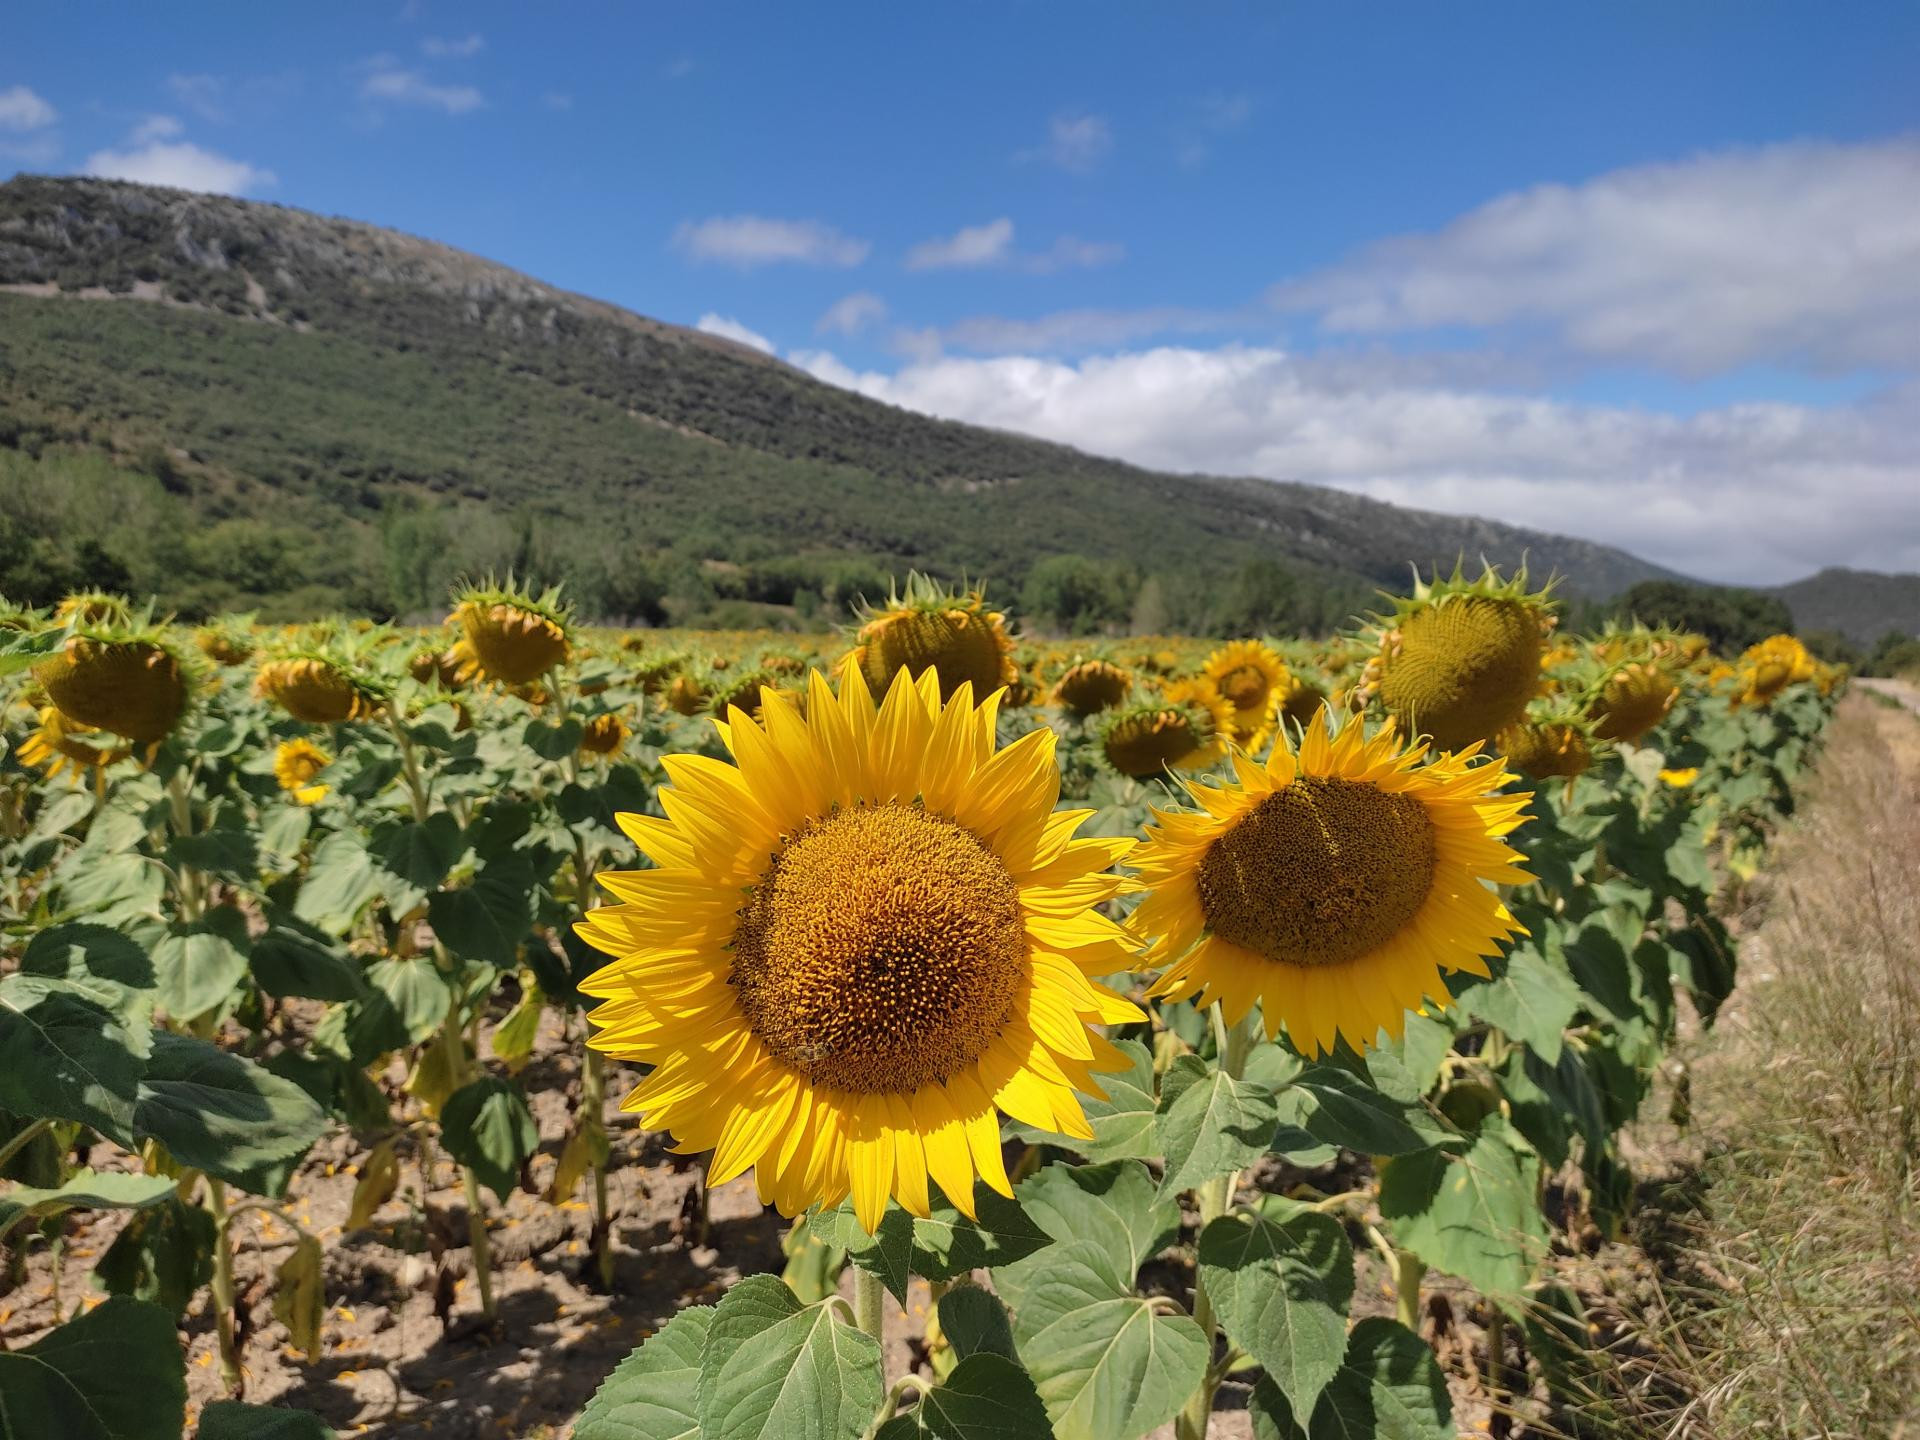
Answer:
[
  {"left": 853, "top": 1264, "right": 887, "bottom": 1358},
  {"left": 583, "top": 1047, "right": 615, "bottom": 1291},
  {"left": 207, "top": 1177, "right": 243, "bottom": 1396},
  {"left": 0, "top": 1118, "right": 52, "bottom": 1175}
]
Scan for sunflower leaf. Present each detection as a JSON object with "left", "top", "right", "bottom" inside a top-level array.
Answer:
[
  {"left": 0, "top": 1169, "right": 176, "bottom": 1241},
  {"left": 1276, "top": 1064, "right": 1456, "bottom": 1157},
  {"left": 0, "top": 1297, "right": 187, "bottom": 1440},
  {"left": 197, "top": 1403, "right": 337, "bottom": 1440},
  {"left": 1015, "top": 1159, "right": 1178, "bottom": 1291},
  {"left": 937, "top": 1285, "right": 1017, "bottom": 1361},
  {"left": 0, "top": 973, "right": 150, "bottom": 1145},
  {"left": 873, "top": 1353, "right": 1053, "bottom": 1440},
  {"left": 1155, "top": 1054, "right": 1279, "bottom": 1199},
  {"left": 827, "top": 1185, "right": 1049, "bottom": 1304},
  {"left": 148, "top": 910, "right": 251, "bottom": 1024},
  {"left": 133, "top": 1031, "right": 329, "bottom": 1196},
  {"left": 1248, "top": 1317, "right": 1452, "bottom": 1440},
  {"left": 440, "top": 1076, "right": 537, "bottom": 1202},
  {"left": 695, "top": 1275, "right": 884, "bottom": 1440},
  {"left": 576, "top": 1304, "right": 711, "bottom": 1440},
  {"left": 1458, "top": 945, "right": 1583, "bottom": 1064},
  {"left": 1376, "top": 1116, "right": 1549, "bottom": 1300}
]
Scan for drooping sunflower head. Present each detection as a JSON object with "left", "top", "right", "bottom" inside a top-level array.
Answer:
[
  {"left": 1586, "top": 659, "right": 1681, "bottom": 744},
  {"left": 841, "top": 572, "right": 1018, "bottom": 703},
  {"left": 1361, "top": 562, "right": 1558, "bottom": 752},
  {"left": 54, "top": 590, "right": 133, "bottom": 628},
  {"left": 1101, "top": 678, "right": 1235, "bottom": 779},
  {"left": 34, "top": 617, "right": 191, "bottom": 744},
  {"left": 1130, "top": 709, "right": 1532, "bottom": 1056},
  {"left": 273, "top": 738, "right": 332, "bottom": 805},
  {"left": 578, "top": 711, "right": 631, "bottom": 758},
  {"left": 707, "top": 666, "right": 789, "bottom": 721},
  {"left": 663, "top": 670, "right": 709, "bottom": 716},
  {"left": 255, "top": 653, "right": 383, "bottom": 725},
  {"left": 18, "top": 704, "right": 132, "bottom": 781},
  {"left": 1052, "top": 657, "right": 1133, "bottom": 718},
  {"left": 577, "top": 667, "right": 1142, "bottom": 1232},
  {"left": 1495, "top": 717, "right": 1595, "bottom": 780},
  {"left": 1203, "top": 641, "right": 1288, "bottom": 742},
  {"left": 408, "top": 636, "right": 469, "bottom": 690},
  {"left": 451, "top": 578, "right": 573, "bottom": 686},
  {"left": 1725, "top": 634, "right": 1814, "bottom": 711},
  {"left": 193, "top": 619, "right": 255, "bottom": 667}
]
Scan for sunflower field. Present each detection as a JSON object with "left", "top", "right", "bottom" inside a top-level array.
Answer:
[{"left": 0, "top": 570, "right": 1840, "bottom": 1440}]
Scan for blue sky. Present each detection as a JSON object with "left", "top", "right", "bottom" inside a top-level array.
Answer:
[{"left": 6, "top": 2, "right": 1920, "bottom": 583}]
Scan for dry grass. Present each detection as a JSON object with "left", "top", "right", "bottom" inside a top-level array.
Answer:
[{"left": 1627, "top": 696, "right": 1920, "bottom": 1439}]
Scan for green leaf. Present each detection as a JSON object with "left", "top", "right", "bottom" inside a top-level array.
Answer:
[
  {"left": 440, "top": 1076, "right": 536, "bottom": 1201},
  {"left": 826, "top": 1185, "right": 1050, "bottom": 1305},
  {"left": 1155, "top": 1054, "right": 1279, "bottom": 1198},
  {"left": 1198, "top": 1202, "right": 1354, "bottom": 1419},
  {"left": 428, "top": 854, "right": 537, "bottom": 968},
  {"left": 133, "top": 1031, "right": 328, "bottom": 1195},
  {"left": 0, "top": 1169, "right": 175, "bottom": 1238},
  {"left": 695, "top": 1275, "right": 885, "bottom": 1440},
  {"left": 0, "top": 1296, "right": 186, "bottom": 1440},
  {"left": 1459, "top": 947, "right": 1583, "bottom": 1064},
  {"left": 272, "top": 1233, "right": 326, "bottom": 1363},
  {"left": 1377, "top": 1117, "right": 1548, "bottom": 1299},
  {"left": 0, "top": 973, "right": 150, "bottom": 1143},
  {"left": 874, "top": 1353, "right": 1054, "bottom": 1440},
  {"left": 938, "top": 1285, "right": 1017, "bottom": 1361},
  {"left": 167, "top": 821, "right": 258, "bottom": 884},
  {"left": 365, "top": 955, "right": 454, "bottom": 1045},
  {"left": 198, "top": 1402, "right": 337, "bottom": 1440},
  {"left": 251, "top": 917, "right": 367, "bottom": 1003},
  {"left": 92, "top": 1195, "right": 216, "bottom": 1318},
  {"left": 1070, "top": 1038, "right": 1160, "bottom": 1161},
  {"left": 149, "top": 910, "right": 251, "bottom": 1023},
  {"left": 293, "top": 830, "right": 382, "bottom": 934},
  {"left": 369, "top": 813, "right": 466, "bottom": 914},
  {"left": 257, "top": 803, "right": 313, "bottom": 866},
  {"left": 1009, "top": 1240, "right": 1208, "bottom": 1440},
  {"left": 21, "top": 924, "right": 153, "bottom": 992},
  {"left": 575, "top": 1304, "right": 712, "bottom": 1440},
  {"left": 1016, "top": 1160, "right": 1177, "bottom": 1291},
  {"left": 1249, "top": 1318, "right": 1452, "bottom": 1440},
  {"left": 1276, "top": 1064, "right": 1452, "bottom": 1158},
  {"left": 55, "top": 851, "right": 165, "bottom": 922}
]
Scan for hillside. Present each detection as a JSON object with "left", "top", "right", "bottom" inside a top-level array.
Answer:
[
  {"left": 0, "top": 175, "right": 1682, "bottom": 627},
  {"left": 1769, "top": 568, "right": 1920, "bottom": 645}
]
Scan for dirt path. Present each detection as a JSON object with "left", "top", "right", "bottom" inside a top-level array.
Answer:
[{"left": 1856, "top": 675, "right": 1920, "bottom": 715}]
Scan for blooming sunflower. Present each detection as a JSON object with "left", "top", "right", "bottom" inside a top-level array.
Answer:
[
  {"left": 1052, "top": 658, "right": 1132, "bottom": 717},
  {"left": 578, "top": 711, "right": 630, "bottom": 758},
  {"left": 256, "top": 655, "right": 381, "bottom": 724},
  {"left": 578, "top": 667, "right": 1142, "bottom": 1233},
  {"left": 1101, "top": 679, "right": 1235, "bottom": 779},
  {"left": 1496, "top": 718, "right": 1593, "bottom": 780},
  {"left": 1130, "top": 710, "right": 1532, "bottom": 1055},
  {"left": 273, "top": 738, "right": 332, "bottom": 804},
  {"left": 452, "top": 581, "right": 572, "bottom": 686},
  {"left": 841, "top": 572, "right": 1018, "bottom": 703},
  {"left": 1587, "top": 660, "right": 1680, "bottom": 743},
  {"left": 1203, "top": 641, "right": 1288, "bottom": 744},
  {"left": 17, "top": 704, "right": 131, "bottom": 781}
]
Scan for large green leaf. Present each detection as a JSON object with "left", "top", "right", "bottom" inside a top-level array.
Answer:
[
  {"left": 54, "top": 850, "right": 166, "bottom": 922},
  {"left": 250, "top": 916, "right": 368, "bottom": 1003},
  {"left": 574, "top": 1304, "right": 711, "bottom": 1440},
  {"left": 369, "top": 813, "right": 466, "bottom": 914},
  {"left": 874, "top": 1354, "right": 1053, "bottom": 1440},
  {"left": 823, "top": 1186, "right": 1050, "bottom": 1304},
  {"left": 1155, "top": 1054, "right": 1279, "bottom": 1198},
  {"left": 92, "top": 1195, "right": 216, "bottom": 1317},
  {"left": 293, "top": 830, "right": 383, "bottom": 934},
  {"left": 1198, "top": 1201, "right": 1354, "bottom": 1419},
  {"left": 1249, "top": 1318, "right": 1452, "bottom": 1440},
  {"left": 1376, "top": 1117, "right": 1548, "bottom": 1299},
  {"left": 937, "top": 1285, "right": 1017, "bottom": 1361},
  {"left": 1009, "top": 1240, "right": 1208, "bottom": 1440},
  {"left": 0, "top": 1296, "right": 186, "bottom": 1440},
  {"left": 198, "top": 1403, "right": 336, "bottom": 1440},
  {"left": 428, "top": 854, "right": 537, "bottom": 967},
  {"left": 365, "top": 955, "right": 454, "bottom": 1044},
  {"left": 1275, "top": 1064, "right": 1453, "bottom": 1157},
  {"left": 695, "top": 1275, "right": 884, "bottom": 1440},
  {"left": 1016, "top": 1160, "right": 1177, "bottom": 1292},
  {"left": 0, "top": 973, "right": 149, "bottom": 1143},
  {"left": 440, "top": 1076, "right": 537, "bottom": 1201},
  {"left": 148, "top": 910, "right": 251, "bottom": 1023},
  {"left": 1459, "top": 946, "right": 1583, "bottom": 1063},
  {"left": 18, "top": 923, "right": 154, "bottom": 1029},
  {"left": 0, "top": 1169, "right": 175, "bottom": 1237},
  {"left": 133, "top": 1031, "right": 328, "bottom": 1195},
  {"left": 1068, "top": 1038, "right": 1160, "bottom": 1160}
]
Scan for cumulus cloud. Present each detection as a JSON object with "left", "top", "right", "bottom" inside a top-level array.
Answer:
[
  {"left": 788, "top": 343, "right": 1920, "bottom": 584},
  {"left": 696, "top": 313, "right": 775, "bottom": 354},
  {"left": 817, "top": 292, "right": 888, "bottom": 337},
  {"left": 1273, "top": 137, "right": 1920, "bottom": 374},
  {"left": 1020, "top": 112, "right": 1112, "bottom": 172},
  {"left": 83, "top": 138, "right": 276, "bottom": 195},
  {"left": 359, "top": 65, "right": 483, "bottom": 115},
  {"left": 673, "top": 215, "right": 869, "bottom": 269},
  {"left": 0, "top": 85, "right": 56, "bottom": 131},
  {"left": 905, "top": 219, "right": 1123, "bottom": 274},
  {"left": 422, "top": 33, "right": 484, "bottom": 58}
]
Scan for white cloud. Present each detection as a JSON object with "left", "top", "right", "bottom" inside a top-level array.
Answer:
[
  {"left": 83, "top": 139, "right": 276, "bottom": 195},
  {"left": 422, "top": 33, "right": 484, "bottom": 58},
  {"left": 931, "top": 305, "right": 1243, "bottom": 355},
  {"left": 166, "top": 73, "right": 225, "bottom": 122},
  {"left": 788, "top": 342, "right": 1920, "bottom": 584},
  {"left": 1020, "top": 111, "right": 1112, "bottom": 172},
  {"left": 359, "top": 66, "right": 483, "bottom": 115},
  {"left": 672, "top": 215, "right": 869, "bottom": 269},
  {"left": 130, "top": 115, "right": 184, "bottom": 146},
  {"left": 696, "top": 313, "right": 775, "bottom": 354},
  {"left": 906, "top": 218, "right": 1014, "bottom": 271},
  {"left": 817, "top": 292, "right": 888, "bottom": 337},
  {"left": 0, "top": 85, "right": 55, "bottom": 132},
  {"left": 1273, "top": 137, "right": 1920, "bottom": 374}
]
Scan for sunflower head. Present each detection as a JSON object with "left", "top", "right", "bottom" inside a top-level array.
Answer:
[
  {"left": 1100, "top": 679, "right": 1234, "bottom": 779},
  {"left": 708, "top": 667, "right": 785, "bottom": 721},
  {"left": 1587, "top": 659, "right": 1681, "bottom": 744},
  {"left": 1274, "top": 673, "right": 1331, "bottom": 733},
  {"left": 1495, "top": 717, "right": 1595, "bottom": 779},
  {"left": 451, "top": 579, "right": 573, "bottom": 686},
  {"left": 1203, "top": 641, "right": 1288, "bottom": 743},
  {"left": 255, "top": 653, "right": 383, "bottom": 725},
  {"left": 194, "top": 620, "right": 255, "bottom": 667},
  {"left": 663, "top": 670, "right": 709, "bottom": 716},
  {"left": 35, "top": 617, "right": 191, "bottom": 744},
  {"left": 842, "top": 573, "right": 1018, "bottom": 703},
  {"left": 273, "top": 737, "right": 332, "bottom": 804},
  {"left": 1052, "top": 657, "right": 1133, "bottom": 717},
  {"left": 578, "top": 667, "right": 1141, "bottom": 1232},
  {"left": 18, "top": 704, "right": 132, "bottom": 780},
  {"left": 54, "top": 590, "right": 133, "bottom": 628},
  {"left": 579, "top": 711, "right": 631, "bottom": 757},
  {"left": 408, "top": 639, "right": 468, "bottom": 690},
  {"left": 1361, "top": 562, "right": 1558, "bottom": 752},
  {"left": 1131, "top": 710, "right": 1532, "bottom": 1056}
]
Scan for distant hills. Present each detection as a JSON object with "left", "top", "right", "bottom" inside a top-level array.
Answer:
[
  {"left": 0, "top": 175, "right": 1906, "bottom": 638},
  {"left": 1769, "top": 568, "right": 1920, "bottom": 646}
]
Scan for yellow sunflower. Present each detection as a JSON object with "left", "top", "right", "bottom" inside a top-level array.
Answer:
[
  {"left": 578, "top": 711, "right": 630, "bottom": 758},
  {"left": 841, "top": 573, "right": 1018, "bottom": 703},
  {"left": 1203, "top": 640, "right": 1288, "bottom": 744},
  {"left": 1130, "top": 710, "right": 1531, "bottom": 1056},
  {"left": 1052, "top": 658, "right": 1133, "bottom": 718},
  {"left": 36, "top": 632, "right": 189, "bottom": 744},
  {"left": 256, "top": 656, "right": 380, "bottom": 724},
  {"left": 452, "top": 582, "right": 572, "bottom": 685},
  {"left": 273, "top": 738, "right": 332, "bottom": 804},
  {"left": 578, "top": 667, "right": 1142, "bottom": 1233},
  {"left": 1101, "top": 679, "right": 1235, "bottom": 779},
  {"left": 1496, "top": 720, "right": 1593, "bottom": 780},
  {"left": 1588, "top": 661, "right": 1680, "bottom": 743},
  {"left": 17, "top": 704, "right": 131, "bottom": 781}
]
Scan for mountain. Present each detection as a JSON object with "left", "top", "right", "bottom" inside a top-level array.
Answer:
[
  {"left": 1771, "top": 568, "right": 1920, "bottom": 644},
  {"left": 0, "top": 175, "right": 1682, "bottom": 627}
]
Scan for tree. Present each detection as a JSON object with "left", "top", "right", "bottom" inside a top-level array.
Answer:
[
  {"left": 1020, "top": 555, "right": 1134, "bottom": 635},
  {"left": 1614, "top": 580, "right": 1793, "bottom": 652}
]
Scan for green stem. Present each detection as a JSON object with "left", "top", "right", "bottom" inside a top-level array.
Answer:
[
  {"left": 853, "top": 1264, "right": 887, "bottom": 1356},
  {"left": 1485, "top": 1306, "right": 1507, "bottom": 1409},
  {"left": 1394, "top": 1251, "right": 1428, "bottom": 1332},
  {"left": 440, "top": 1003, "right": 497, "bottom": 1321},
  {"left": 207, "top": 1177, "right": 243, "bottom": 1396},
  {"left": 0, "top": 1117, "right": 53, "bottom": 1174},
  {"left": 385, "top": 712, "right": 431, "bottom": 822},
  {"left": 583, "top": 1047, "right": 614, "bottom": 1290}
]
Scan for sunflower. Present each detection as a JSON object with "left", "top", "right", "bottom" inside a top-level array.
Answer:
[
  {"left": 408, "top": 643, "right": 467, "bottom": 689},
  {"left": 256, "top": 656, "right": 380, "bottom": 724},
  {"left": 1052, "top": 658, "right": 1132, "bottom": 717},
  {"left": 578, "top": 667, "right": 1142, "bottom": 1233},
  {"left": 1588, "top": 661, "right": 1680, "bottom": 743},
  {"left": 453, "top": 581, "right": 572, "bottom": 686},
  {"left": 708, "top": 667, "right": 782, "bottom": 721},
  {"left": 1101, "top": 679, "right": 1234, "bottom": 779},
  {"left": 1274, "top": 673, "right": 1330, "bottom": 732},
  {"left": 1363, "top": 564, "right": 1556, "bottom": 752},
  {"left": 36, "top": 631, "right": 188, "bottom": 743},
  {"left": 194, "top": 624, "right": 254, "bottom": 667},
  {"left": 17, "top": 704, "right": 131, "bottom": 781},
  {"left": 273, "top": 738, "right": 332, "bottom": 805},
  {"left": 1130, "top": 710, "right": 1531, "bottom": 1056},
  {"left": 664, "top": 671, "right": 709, "bottom": 716},
  {"left": 53, "top": 591, "right": 132, "bottom": 627},
  {"left": 1496, "top": 719, "right": 1593, "bottom": 780},
  {"left": 1658, "top": 767, "right": 1700, "bottom": 788},
  {"left": 1203, "top": 641, "right": 1287, "bottom": 744},
  {"left": 579, "top": 711, "right": 630, "bottom": 758},
  {"left": 842, "top": 573, "right": 1017, "bottom": 703}
]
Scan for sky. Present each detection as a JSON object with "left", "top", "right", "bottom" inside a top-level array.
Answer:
[{"left": 6, "top": 2, "right": 1920, "bottom": 586}]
